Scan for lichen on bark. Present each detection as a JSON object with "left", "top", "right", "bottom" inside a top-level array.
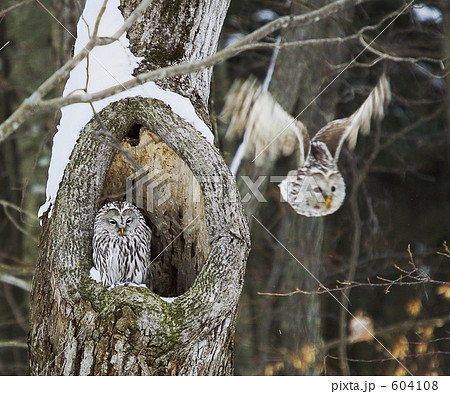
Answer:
[
  {"left": 29, "top": 97, "right": 249, "bottom": 375},
  {"left": 29, "top": 0, "right": 245, "bottom": 376}
]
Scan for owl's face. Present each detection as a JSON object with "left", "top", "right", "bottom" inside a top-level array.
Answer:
[
  {"left": 300, "top": 170, "right": 346, "bottom": 217},
  {"left": 96, "top": 202, "right": 141, "bottom": 237},
  {"left": 280, "top": 169, "right": 346, "bottom": 217},
  {"left": 279, "top": 140, "right": 347, "bottom": 217}
]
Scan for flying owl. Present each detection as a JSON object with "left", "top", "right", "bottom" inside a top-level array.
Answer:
[
  {"left": 222, "top": 74, "right": 391, "bottom": 217},
  {"left": 92, "top": 201, "right": 152, "bottom": 287}
]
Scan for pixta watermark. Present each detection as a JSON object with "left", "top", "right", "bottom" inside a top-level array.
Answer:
[{"left": 125, "top": 168, "right": 324, "bottom": 211}]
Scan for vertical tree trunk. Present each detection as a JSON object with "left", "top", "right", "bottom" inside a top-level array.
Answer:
[
  {"left": 237, "top": 0, "right": 348, "bottom": 375},
  {"left": 0, "top": 6, "right": 25, "bottom": 371},
  {"left": 270, "top": 0, "right": 349, "bottom": 375},
  {"left": 28, "top": 0, "right": 250, "bottom": 376}
]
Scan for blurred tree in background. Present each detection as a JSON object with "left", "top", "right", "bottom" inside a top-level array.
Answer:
[
  {"left": 0, "top": 0, "right": 81, "bottom": 374},
  {"left": 216, "top": 0, "right": 449, "bottom": 376},
  {"left": 0, "top": 0, "right": 448, "bottom": 375}
]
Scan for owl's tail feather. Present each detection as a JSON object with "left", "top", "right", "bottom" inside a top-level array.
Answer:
[{"left": 346, "top": 73, "right": 391, "bottom": 150}]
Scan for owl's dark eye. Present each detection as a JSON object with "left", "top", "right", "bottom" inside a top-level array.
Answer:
[
  {"left": 331, "top": 186, "right": 336, "bottom": 192},
  {"left": 126, "top": 217, "right": 133, "bottom": 224},
  {"left": 313, "top": 187, "right": 322, "bottom": 194},
  {"left": 108, "top": 219, "right": 116, "bottom": 225}
]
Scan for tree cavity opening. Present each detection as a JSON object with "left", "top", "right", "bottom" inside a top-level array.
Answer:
[{"left": 101, "top": 125, "right": 209, "bottom": 297}]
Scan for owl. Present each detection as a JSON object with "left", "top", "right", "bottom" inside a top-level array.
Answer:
[
  {"left": 92, "top": 201, "right": 152, "bottom": 288},
  {"left": 279, "top": 75, "right": 390, "bottom": 216},
  {"left": 222, "top": 74, "right": 391, "bottom": 217}
]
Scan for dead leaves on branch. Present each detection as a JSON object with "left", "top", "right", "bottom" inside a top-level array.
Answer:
[{"left": 257, "top": 243, "right": 449, "bottom": 298}]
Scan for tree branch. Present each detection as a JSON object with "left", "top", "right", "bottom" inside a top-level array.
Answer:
[
  {"left": 0, "top": 0, "right": 154, "bottom": 143},
  {"left": 0, "top": 340, "right": 28, "bottom": 349},
  {"left": 0, "top": 0, "right": 369, "bottom": 143},
  {"left": 0, "top": 273, "right": 32, "bottom": 292}
]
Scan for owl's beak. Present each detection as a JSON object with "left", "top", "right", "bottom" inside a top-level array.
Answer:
[
  {"left": 325, "top": 195, "right": 332, "bottom": 209},
  {"left": 120, "top": 227, "right": 124, "bottom": 235}
]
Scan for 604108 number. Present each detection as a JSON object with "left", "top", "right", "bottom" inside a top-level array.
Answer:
[{"left": 392, "top": 381, "right": 438, "bottom": 391}]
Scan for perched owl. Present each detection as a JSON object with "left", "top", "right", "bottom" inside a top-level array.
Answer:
[
  {"left": 222, "top": 74, "right": 391, "bottom": 217},
  {"left": 92, "top": 201, "right": 152, "bottom": 288}
]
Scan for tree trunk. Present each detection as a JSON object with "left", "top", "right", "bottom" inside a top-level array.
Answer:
[
  {"left": 0, "top": 6, "right": 26, "bottom": 372},
  {"left": 28, "top": 0, "right": 250, "bottom": 376},
  {"left": 269, "top": 0, "right": 348, "bottom": 375},
  {"left": 237, "top": 0, "right": 348, "bottom": 375}
]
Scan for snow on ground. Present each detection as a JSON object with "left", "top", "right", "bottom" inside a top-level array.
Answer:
[{"left": 39, "top": 0, "right": 214, "bottom": 218}]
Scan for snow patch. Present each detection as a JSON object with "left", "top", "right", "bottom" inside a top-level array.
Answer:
[
  {"left": 253, "top": 9, "right": 279, "bottom": 24},
  {"left": 412, "top": 4, "right": 442, "bottom": 24},
  {"left": 89, "top": 266, "right": 101, "bottom": 283},
  {"left": 38, "top": 0, "right": 214, "bottom": 218},
  {"left": 223, "top": 32, "right": 246, "bottom": 48},
  {"left": 160, "top": 296, "right": 179, "bottom": 304}
]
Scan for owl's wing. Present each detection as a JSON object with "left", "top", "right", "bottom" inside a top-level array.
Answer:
[
  {"left": 312, "top": 74, "right": 391, "bottom": 160},
  {"left": 221, "top": 77, "right": 310, "bottom": 166}
]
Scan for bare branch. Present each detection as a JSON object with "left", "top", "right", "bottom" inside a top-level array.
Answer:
[
  {"left": 0, "top": 273, "right": 32, "bottom": 292},
  {"left": 0, "top": 41, "right": 9, "bottom": 52},
  {"left": 0, "top": 199, "right": 39, "bottom": 222},
  {"left": 0, "top": 0, "right": 154, "bottom": 143},
  {"left": 0, "top": 340, "right": 28, "bottom": 349},
  {"left": 0, "top": 0, "right": 369, "bottom": 143},
  {"left": 257, "top": 259, "right": 449, "bottom": 297},
  {"left": 359, "top": 36, "right": 446, "bottom": 78},
  {"left": 0, "top": 0, "right": 33, "bottom": 18}
]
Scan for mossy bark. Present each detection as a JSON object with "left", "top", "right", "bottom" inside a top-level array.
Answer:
[
  {"left": 29, "top": 98, "right": 249, "bottom": 375},
  {"left": 28, "top": 0, "right": 249, "bottom": 375}
]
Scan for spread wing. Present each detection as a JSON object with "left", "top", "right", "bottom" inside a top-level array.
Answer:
[
  {"left": 312, "top": 74, "right": 391, "bottom": 160},
  {"left": 221, "top": 77, "right": 310, "bottom": 166}
]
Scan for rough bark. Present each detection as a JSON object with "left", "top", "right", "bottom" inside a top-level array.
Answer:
[
  {"left": 120, "top": 0, "right": 229, "bottom": 125},
  {"left": 28, "top": 97, "right": 249, "bottom": 375},
  {"left": 113, "top": 0, "right": 230, "bottom": 296},
  {"left": 28, "top": 0, "right": 251, "bottom": 376},
  {"left": 103, "top": 129, "right": 210, "bottom": 297}
]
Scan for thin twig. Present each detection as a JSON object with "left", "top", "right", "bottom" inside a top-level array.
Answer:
[
  {"left": 0, "top": 0, "right": 155, "bottom": 142},
  {"left": 0, "top": 0, "right": 369, "bottom": 142},
  {"left": 0, "top": 340, "right": 28, "bottom": 349}
]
